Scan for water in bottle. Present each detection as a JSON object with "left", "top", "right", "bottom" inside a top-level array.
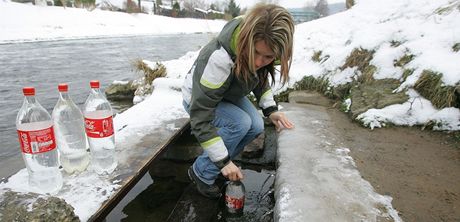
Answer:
[
  {"left": 225, "top": 180, "right": 246, "bottom": 218},
  {"left": 52, "top": 83, "right": 90, "bottom": 174},
  {"left": 16, "top": 87, "right": 63, "bottom": 194},
  {"left": 83, "top": 80, "right": 117, "bottom": 174}
]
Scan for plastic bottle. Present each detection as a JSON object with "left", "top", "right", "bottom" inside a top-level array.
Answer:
[
  {"left": 83, "top": 80, "right": 117, "bottom": 174},
  {"left": 225, "top": 180, "right": 245, "bottom": 218},
  {"left": 52, "top": 83, "right": 90, "bottom": 174},
  {"left": 16, "top": 87, "right": 63, "bottom": 194}
]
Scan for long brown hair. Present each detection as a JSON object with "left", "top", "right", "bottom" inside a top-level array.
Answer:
[{"left": 234, "top": 3, "right": 294, "bottom": 86}]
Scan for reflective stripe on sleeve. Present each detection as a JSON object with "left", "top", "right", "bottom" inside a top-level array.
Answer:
[
  {"left": 199, "top": 47, "right": 233, "bottom": 89},
  {"left": 259, "top": 89, "right": 276, "bottom": 109},
  {"left": 201, "top": 137, "right": 229, "bottom": 162}
]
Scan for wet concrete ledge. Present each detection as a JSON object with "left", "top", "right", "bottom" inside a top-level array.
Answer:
[{"left": 274, "top": 92, "right": 401, "bottom": 221}]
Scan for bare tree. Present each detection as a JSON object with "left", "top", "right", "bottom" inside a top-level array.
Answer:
[
  {"left": 303, "top": 0, "right": 315, "bottom": 10},
  {"left": 314, "top": 0, "right": 329, "bottom": 17},
  {"left": 183, "top": 0, "right": 207, "bottom": 11}
]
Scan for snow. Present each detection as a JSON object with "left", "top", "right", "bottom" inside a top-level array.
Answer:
[
  {"left": 0, "top": 1, "right": 226, "bottom": 44},
  {"left": 0, "top": 0, "right": 459, "bottom": 221},
  {"left": 288, "top": 0, "right": 460, "bottom": 130}
]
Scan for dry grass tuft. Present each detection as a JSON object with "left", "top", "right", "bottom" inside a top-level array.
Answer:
[
  {"left": 133, "top": 59, "right": 166, "bottom": 85},
  {"left": 394, "top": 54, "right": 414, "bottom": 67},
  {"left": 341, "top": 48, "right": 374, "bottom": 72},
  {"left": 453, "top": 43, "right": 460, "bottom": 52},
  {"left": 414, "top": 70, "right": 458, "bottom": 108},
  {"left": 401, "top": 69, "right": 414, "bottom": 82},
  {"left": 312, "top": 51, "right": 322, "bottom": 62},
  {"left": 390, "top": 40, "right": 402, "bottom": 47}
]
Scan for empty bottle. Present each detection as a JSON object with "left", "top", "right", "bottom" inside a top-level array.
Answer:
[
  {"left": 225, "top": 180, "right": 245, "bottom": 218},
  {"left": 16, "top": 87, "right": 63, "bottom": 194},
  {"left": 52, "top": 83, "right": 90, "bottom": 174},
  {"left": 83, "top": 80, "right": 117, "bottom": 174}
]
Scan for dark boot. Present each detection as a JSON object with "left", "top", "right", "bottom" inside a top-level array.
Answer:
[{"left": 188, "top": 166, "right": 222, "bottom": 199}]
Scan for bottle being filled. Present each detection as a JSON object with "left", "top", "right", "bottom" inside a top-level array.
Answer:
[
  {"left": 83, "top": 80, "right": 117, "bottom": 174},
  {"left": 52, "top": 83, "right": 90, "bottom": 174},
  {"left": 16, "top": 87, "right": 63, "bottom": 194},
  {"left": 225, "top": 180, "right": 246, "bottom": 218}
]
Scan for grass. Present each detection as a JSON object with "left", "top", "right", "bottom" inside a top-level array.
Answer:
[
  {"left": 357, "top": 65, "right": 376, "bottom": 83},
  {"left": 390, "top": 40, "right": 402, "bottom": 47},
  {"left": 401, "top": 69, "right": 414, "bottom": 82},
  {"left": 414, "top": 70, "right": 458, "bottom": 109},
  {"left": 394, "top": 54, "right": 414, "bottom": 67},
  {"left": 274, "top": 74, "right": 355, "bottom": 104},
  {"left": 435, "top": 1, "right": 460, "bottom": 15},
  {"left": 274, "top": 76, "right": 331, "bottom": 103},
  {"left": 341, "top": 48, "right": 374, "bottom": 73},
  {"left": 133, "top": 59, "right": 166, "bottom": 85},
  {"left": 453, "top": 43, "right": 460, "bottom": 52},
  {"left": 312, "top": 51, "right": 322, "bottom": 62}
]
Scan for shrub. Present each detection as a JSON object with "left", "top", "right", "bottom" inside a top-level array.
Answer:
[{"left": 123, "top": 0, "right": 139, "bottom": 13}]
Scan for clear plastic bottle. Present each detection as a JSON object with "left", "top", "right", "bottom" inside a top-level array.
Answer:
[
  {"left": 16, "top": 87, "right": 63, "bottom": 194},
  {"left": 83, "top": 80, "right": 117, "bottom": 174},
  {"left": 52, "top": 83, "right": 90, "bottom": 174},
  {"left": 225, "top": 181, "right": 245, "bottom": 218}
]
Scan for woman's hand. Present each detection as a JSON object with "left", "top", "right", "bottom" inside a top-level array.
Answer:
[
  {"left": 221, "top": 161, "right": 244, "bottom": 181},
  {"left": 269, "top": 111, "right": 294, "bottom": 132}
]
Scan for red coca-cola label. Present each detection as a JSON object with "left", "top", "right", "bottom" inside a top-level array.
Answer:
[
  {"left": 17, "top": 126, "right": 56, "bottom": 154},
  {"left": 84, "top": 116, "right": 114, "bottom": 138},
  {"left": 225, "top": 195, "right": 244, "bottom": 210}
]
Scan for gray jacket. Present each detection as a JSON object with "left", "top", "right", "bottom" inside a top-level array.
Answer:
[{"left": 182, "top": 18, "right": 278, "bottom": 166}]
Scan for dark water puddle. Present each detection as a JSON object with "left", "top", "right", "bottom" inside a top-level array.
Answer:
[{"left": 105, "top": 127, "right": 277, "bottom": 222}]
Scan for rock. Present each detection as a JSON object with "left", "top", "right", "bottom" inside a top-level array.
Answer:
[
  {"left": 234, "top": 126, "right": 277, "bottom": 166},
  {"left": 0, "top": 189, "right": 79, "bottom": 222},
  {"left": 350, "top": 79, "right": 408, "bottom": 118},
  {"left": 161, "top": 130, "right": 203, "bottom": 162},
  {"left": 242, "top": 132, "right": 265, "bottom": 159},
  {"left": 105, "top": 80, "right": 138, "bottom": 101},
  {"left": 288, "top": 90, "right": 333, "bottom": 107}
]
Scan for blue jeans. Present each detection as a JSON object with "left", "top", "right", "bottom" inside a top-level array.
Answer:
[{"left": 183, "top": 97, "right": 264, "bottom": 185}]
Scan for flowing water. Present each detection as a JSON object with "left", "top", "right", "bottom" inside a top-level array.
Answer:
[{"left": 0, "top": 34, "right": 212, "bottom": 178}]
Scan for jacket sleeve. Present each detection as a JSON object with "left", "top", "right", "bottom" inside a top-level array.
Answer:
[
  {"left": 189, "top": 46, "right": 233, "bottom": 166},
  {"left": 252, "top": 74, "right": 278, "bottom": 117}
]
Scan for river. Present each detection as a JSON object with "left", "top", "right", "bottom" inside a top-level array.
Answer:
[{"left": 0, "top": 34, "right": 212, "bottom": 178}]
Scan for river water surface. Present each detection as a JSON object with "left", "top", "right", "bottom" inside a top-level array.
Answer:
[{"left": 0, "top": 34, "right": 212, "bottom": 178}]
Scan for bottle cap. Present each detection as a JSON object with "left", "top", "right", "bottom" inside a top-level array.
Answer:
[
  {"left": 58, "top": 83, "right": 68, "bottom": 92},
  {"left": 23, "top": 87, "right": 35, "bottom": 96},
  {"left": 90, "top": 80, "right": 100, "bottom": 88}
]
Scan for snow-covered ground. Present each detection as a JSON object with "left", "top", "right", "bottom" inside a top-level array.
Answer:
[
  {"left": 0, "top": 1, "right": 226, "bottom": 43},
  {"left": 0, "top": 0, "right": 459, "bottom": 221}
]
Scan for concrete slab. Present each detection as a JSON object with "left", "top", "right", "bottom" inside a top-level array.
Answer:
[
  {"left": 274, "top": 102, "right": 400, "bottom": 221},
  {"left": 288, "top": 90, "right": 333, "bottom": 107}
]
